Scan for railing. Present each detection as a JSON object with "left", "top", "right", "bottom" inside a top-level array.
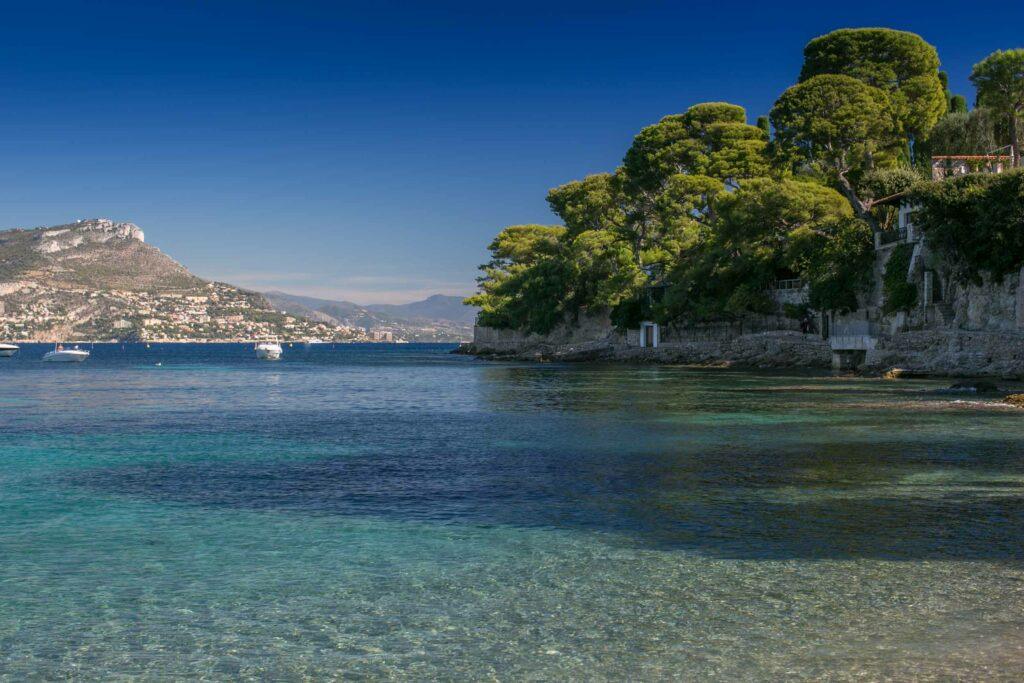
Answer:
[
  {"left": 876, "top": 228, "right": 906, "bottom": 246},
  {"left": 831, "top": 320, "right": 883, "bottom": 337},
  {"left": 770, "top": 278, "right": 804, "bottom": 291}
]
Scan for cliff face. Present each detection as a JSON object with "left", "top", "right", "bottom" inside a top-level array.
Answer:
[
  {"left": 0, "top": 218, "right": 201, "bottom": 292},
  {"left": 859, "top": 265, "right": 1024, "bottom": 377}
]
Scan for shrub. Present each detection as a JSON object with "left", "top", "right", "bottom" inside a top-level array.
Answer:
[
  {"left": 882, "top": 243, "right": 918, "bottom": 313},
  {"left": 912, "top": 169, "right": 1024, "bottom": 284}
]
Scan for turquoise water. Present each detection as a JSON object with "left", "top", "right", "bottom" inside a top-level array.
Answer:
[{"left": 2, "top": 343, "right": 1023, "bottom": 679}]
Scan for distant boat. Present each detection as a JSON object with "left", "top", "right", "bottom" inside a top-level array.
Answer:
[
  {"left": 303, "top": 338, "right": 326, "bottom": 346},
  {"left": 255, "top": 341, "right": 282, "bottom": 360},
  {"left": 42, "top": 343, "right": 90, "bottom": 363},
  {"left": 0, "top": 343, "right": 19, "bottom": 357}
]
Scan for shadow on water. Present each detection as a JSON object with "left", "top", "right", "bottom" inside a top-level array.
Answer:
[
  {"left": 12, "top": 348, "right": 1021, "bottom": 562},
  {"left": 66, "top": 417, "right": 1024, "bottom": 562}
]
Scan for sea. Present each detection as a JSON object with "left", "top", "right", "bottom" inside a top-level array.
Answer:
[{"left": 1, "top": 342, "right": 1023, "bottom": 679}]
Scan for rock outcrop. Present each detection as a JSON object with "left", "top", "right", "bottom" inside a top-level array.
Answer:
[
  {"left": 34, "top": 218, "right": 144, "bottom": 254},
  {"left": 464, "top": 315, "right": 831, "bottom": 368}
]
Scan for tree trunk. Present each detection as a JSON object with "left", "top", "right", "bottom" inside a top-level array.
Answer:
[
  {"left": 1011, "top": 110, "right": 1021, "bottom": 168},
  {"left": 836, "top": 172, "right": 880, "bottom": 232}
]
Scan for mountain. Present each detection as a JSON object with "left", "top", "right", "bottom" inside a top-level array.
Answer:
[
  {"left": 263, "top": 291, "right": 374, "bottom": 326},
  {"left": 0, "top": 219, "right": 358, "bottom": 342},
  {"left": 0, "top": 218, "right": 200, "bottom": 290},
  {"left": 366, "top": 294, "right": 477, "bottom": 324},
  {"left": 264, "top": 291, "right": 478, "bottom": 341}
]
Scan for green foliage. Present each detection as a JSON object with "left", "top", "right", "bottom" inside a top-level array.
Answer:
[
  {"left": 547, "top": 174, "right": 625, "bottom": 238},
  {"left": 609, "top": 297, "right": 644, "bottom": 331},
  {"left": 715, "top": 177, "right": 853, "bottom": 241},
  {"left": 485, "top": 224, "right": 565, "bottom": 266},
  {"left": 465, "top": 225, "right": 568, "bottom": 333},
  {"left": 771, "top": 74, "right": 899, "bottom": 176},
  {"left": 783, "top": 302, "right": 810, "bottom": 319},
  {"left": 970, "top": 49, "right": 1024, "bottom": 165},
  {"left": 912, "top": 169, "right": 1024, "bottom": 284},
  {"left": 662, "top": 179, "right": 860, "bottom": 321},
  {"left": 467, "top": 29, "right": 1017, "bottom": 337},
  {"left": 882, "top": 243, "right": 918, "bottom": 313},
  {"left": 799, "top": 28, "right": 947, "bottom": 138},
  {"left": 792, "top": 218, "right": 875, "bottom": 313},
  {"left": 564, "top": 230, "right": 646, "bottom": 313},
  {"left": 858, "top": 167, "right": 922, "bottom": 200},
  {"left": 917, "top": 107, "right": 1001, "bottom": 158},
  {"left": 855, "top": 166, "right": 924, "bottom": 230},
  {"left": 622, "top": 102, "right": 769, "bottom": 192}
]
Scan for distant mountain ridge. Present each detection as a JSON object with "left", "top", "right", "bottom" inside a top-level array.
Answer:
[
  {"left": 263, "top": 291, "right": 477, "bottom": 340},
  {"left": 0, "top": 219, "right": 354, "bottom": 341},
  {"left": 367, "top": 295, "right": 477, "bottom": 324},
  {"left": 0, "top": 218, "right": 475, "bottom": 342}
]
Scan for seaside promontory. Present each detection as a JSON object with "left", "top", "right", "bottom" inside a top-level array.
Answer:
[{"left": 462, "top": 29, "right": 1024, "bottom": 378}]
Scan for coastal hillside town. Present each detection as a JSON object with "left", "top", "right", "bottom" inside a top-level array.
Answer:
[
  {"left": 0, "top": 218, "right": 468, "bottom": 342},
  {"left": 0, "top": 280, "right": 363, "bottom": 342}
]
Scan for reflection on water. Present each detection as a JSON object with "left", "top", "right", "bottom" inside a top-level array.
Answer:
[{"left": 1, "top": 343, "right": 1023, "bottom": 679}]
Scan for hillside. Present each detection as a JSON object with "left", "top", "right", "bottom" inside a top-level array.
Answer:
[{"left": 0, "top": 219, "right": 358, "bottom": 342}]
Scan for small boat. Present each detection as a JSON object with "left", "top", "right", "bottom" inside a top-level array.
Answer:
[
  {"left": 255, "top": 341, "right": 283, "bottom": 360},
  {"left": 42, "top": 343, "right": 90, "bottom": 363},
  {"left": 0, "top": 343, "right": 19, "bottom": 357}
]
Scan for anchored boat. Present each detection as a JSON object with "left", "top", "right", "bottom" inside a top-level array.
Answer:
[
  {"left": 255, "top": 341, "right": 283, "bottom": 360},
  {"left": 0, "top": 343, "right": 18, "bottom": 357},
  {"left": 42, "top": 343, "right": 90, "bottom": 363}
]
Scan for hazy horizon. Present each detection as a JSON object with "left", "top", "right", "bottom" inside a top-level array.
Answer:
[{"left": 1, "top": 1, "right": 1022, "bottom": 303}]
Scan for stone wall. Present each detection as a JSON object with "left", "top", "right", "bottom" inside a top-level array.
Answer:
[
  {"left": 465, "top": 266, "right": 1024, "bottom": 377},
  {"left": 865, "top": 329, "right": 1024, "bottom": 377},
  {"left": 614, "top": 331, "right": 830, "bottom": 367},
  {"left": 467, "top": 314, "right": 829, "bottom": 368},
  {"left": 463, "top": 313, "right": 627, "bottom": 360}
]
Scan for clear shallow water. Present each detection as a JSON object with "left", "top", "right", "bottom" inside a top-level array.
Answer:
[{"left": 2, "top": 343, "right": 1023, "bottom": 680}]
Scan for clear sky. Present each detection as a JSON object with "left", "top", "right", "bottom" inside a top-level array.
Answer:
[{"left": 1, "top": 1, "right": 1021, "bottom": 303}]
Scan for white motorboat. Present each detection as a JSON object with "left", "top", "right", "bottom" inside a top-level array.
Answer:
[
  {"left": 255, "top": 341, "right": 283, "bottom": 360},
  {"left": 42, "top": 343, "right": 90, "bottom": 363},
  {"left": 0, "top": 343, "right": 18, "bottom": 357}
]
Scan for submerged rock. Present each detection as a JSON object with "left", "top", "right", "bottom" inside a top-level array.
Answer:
[
  {"left": 883, "top": 368, "right": 930, "bottom": 379},
  {"left": 945, "top": 380, "right": 1002, "bottom": 394}
]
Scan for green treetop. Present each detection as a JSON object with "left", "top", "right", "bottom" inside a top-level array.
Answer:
[
  {"left": 546, "top": 173, "right": 625, "bottom": 238},
  {"left": 771, "top": 74, "right": 899, "bottom": 226},
  {"left": 614, "top": 102, "right": 769, "bottom": 265},
  {"left": 662, "top": 178, "right": 865, "bottom": 320},
  {"left": 799, "top": 28, "right": 947, "bottom": 139},
  {"left": 621, "top": 102, "right": 770, "bottom": 191}
]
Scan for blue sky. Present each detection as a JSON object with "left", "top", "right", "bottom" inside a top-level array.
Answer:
[{"left": 1, "top": 1, "right": 1021, "bottom": 303}]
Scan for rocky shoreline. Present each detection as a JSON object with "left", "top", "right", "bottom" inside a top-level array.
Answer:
[{"left": 459, "top": 323, "right": 1024, "bottom": 381}]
